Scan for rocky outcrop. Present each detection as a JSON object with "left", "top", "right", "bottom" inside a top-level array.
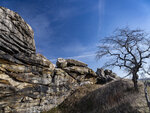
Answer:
[
  {"left": 0, "top": 59, "right": 96, "bottom": 113},
  {"left": 0, "top": 6, "right": 52, "bottom": 68},
  {"left": 96, "top": 68, "right": 119, "bottom": 84},
  {"left": 0, "top": 7, "right": 35, "bottom": 55},
  {"left": 56, "top": 58, "right": 87, "bottom": 68},
  {"left": 0, "top": 7, "right": 98, "bottom": 113},
  {"left": 0, "top": 7, "right": 56, "bottom": 112},
  {"left": 56, "top": 58, "right": 97, "bottom": 85}
]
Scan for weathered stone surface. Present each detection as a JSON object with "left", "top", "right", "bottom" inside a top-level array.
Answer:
[
  {"left": 53, "top": 68, "right": 77, "bottom": 86},
  {"left": 56, "top": 58, "right": 67, "bottom": 68},
  {"left": 66, "top": 59, "right": 88, "bottom": 67},
  {"left": 56, "top": 58, "right": 88, "bottom": 68},
  {"left": 0, "top": 6, "right": 54, "bottom": 69},
  {"left": 58, "top": 61, "right": 97, "bottom": 84},
  {"left": 96, "top": 68, "right": 119, "bottom": 84},
  {"left": 96, "top": 68, "right": 105, "bottom": 77},
  {"left": 55, "top": 58, "right": 96, "bottom": 84},
  {"left": 64, "top": 66, "right": 89, "bottom": 75},
  {"left": 0, "top": 6, "right": 35, "bottom": 55},
  {"left": 64, "top": 66, "right": 96, "bottom": 76}
]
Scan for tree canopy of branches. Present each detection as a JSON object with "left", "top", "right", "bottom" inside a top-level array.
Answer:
[{"left": 97, "top": 27, "right": 150, "bottom": 90}]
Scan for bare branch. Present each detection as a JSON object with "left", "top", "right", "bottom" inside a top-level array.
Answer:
[{"left": 97, "top": 27, "right": 150, "bottom": 90}]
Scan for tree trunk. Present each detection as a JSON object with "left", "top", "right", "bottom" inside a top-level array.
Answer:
[{"left": 132, "top": 72, "right": 138, "bottom": 91}]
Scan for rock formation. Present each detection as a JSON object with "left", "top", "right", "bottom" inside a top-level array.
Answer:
[
  {"left": 96, "top": 68, "right": 119, "bottom": 84},
  {"left": 0, "top": 6, "right": 34, "bottom": 57},
  {"left": 56, "top": 58, "right": 97, "bottom": 85},
  {"left": 0, "top": 7, "right": 98, "bottom": 113}
]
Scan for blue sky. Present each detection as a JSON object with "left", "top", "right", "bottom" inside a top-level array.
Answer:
[{"left": 1, "top": 0, "right": 150, "bottom": 76}]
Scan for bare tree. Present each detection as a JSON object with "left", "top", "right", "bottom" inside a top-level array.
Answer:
[{"left": 97, "top": 27, "right": 150, "bottom": 90}]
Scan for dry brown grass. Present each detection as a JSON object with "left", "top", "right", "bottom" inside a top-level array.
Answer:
[
  {"left": 43, "top": 79, "right": 149, "bottom": 113},
  {"left": 147, "top": 85, "right": 150, "bottom": 98}
]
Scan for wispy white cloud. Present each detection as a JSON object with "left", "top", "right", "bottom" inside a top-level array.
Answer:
[
  {"left": 62, "top": 42, "right": 87, "bottom": 53},
  {"left": 50, "top": 51, "right": 96, "bottom": 62},
  {"left": 98, "top": 0, "right": 105, "bottom": 18},
  {"left": 67, "top": 53, "right": 96, "bottom": 59},
  {"left": 98, "top": 0, "right": 105, "bottom": 36}
]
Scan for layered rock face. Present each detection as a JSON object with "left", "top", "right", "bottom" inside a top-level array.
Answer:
[
  {"left": 56, "top": 58, "right": 97, "bottom": 85},
  {"left": 0, "top": 6, "right": 35, "bottom": 55},
  {"left": 0, "top": 7, "right": 52, "bottom": 67},
  {"left": 0, "top": 7, "right": 97, "bottom": 113}
]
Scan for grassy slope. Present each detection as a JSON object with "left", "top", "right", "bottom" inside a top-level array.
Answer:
[{"left": 43, "top": 79, "right": 149, "bottom": 113}]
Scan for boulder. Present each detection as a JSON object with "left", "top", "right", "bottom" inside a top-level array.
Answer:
[
  {"left": 96, "top": 68, "right": 118, "bottom": 84},
  {"left": 56, "top": 58, "right": 67, "bottom": 68},
  {"left": 96, "top": 68, "right": 105, "bottom": 77},
  {"left": 57, "top": 60, "right": 97, "bottom": 84},
  {"left": 55, "top": 58, "right": 96, "bottom": 84},
  {"left": 56, "top": 58, "right": 88, "bottom": 68},
  {"left": 63, "top": 66, "right": 89, "bottom": 75},
  {"left": 66, "top": 59, "right": 88, "bottom": 67},
  {"left": 104, "top": 69, "right": 112, "bottom": 75},
  {"left": 64, "top": 66, "right": 96, "bottom": 76}
]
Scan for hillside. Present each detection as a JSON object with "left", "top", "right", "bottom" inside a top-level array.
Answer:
[{"left": 44, "top": 80, "right": 149, "bottom": 113}]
